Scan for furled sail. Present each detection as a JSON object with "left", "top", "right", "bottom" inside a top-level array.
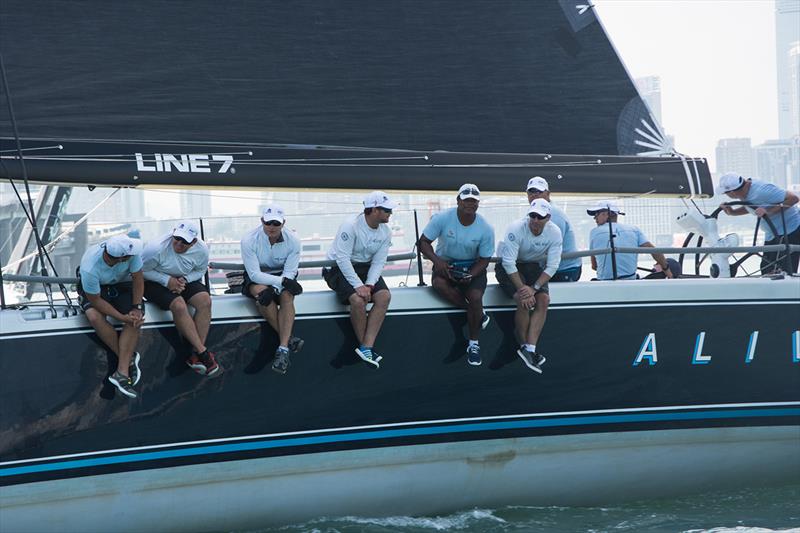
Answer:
[{"left": 0, "top": 0, "right": 711, "bottom": 195}]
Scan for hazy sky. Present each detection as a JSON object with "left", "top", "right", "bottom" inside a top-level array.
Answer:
[{"left": 595, "top": 0, "right": 780, "bottom": 171}]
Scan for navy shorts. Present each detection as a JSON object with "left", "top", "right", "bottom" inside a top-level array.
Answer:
[
  {"left": 431, "top": 268, "right": 488, "bottom": 293},
  {"left": 322, "top": 263, "right": 389, "bottom": 304},
  {"left": 495, "top": 262, "right": 550, "bottom": 299},
  {"left": 77, "top": 281, "right": 135, "bottom": 314},
  {"left": 242, "top": 271, "right": 285, "bottom": 306},
  {"left": 144, "top": 279, "right": 209, "bottom": 310}
]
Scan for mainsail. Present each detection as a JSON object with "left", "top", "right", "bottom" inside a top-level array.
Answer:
[{"left": 0, "top": 0, "right": 711, "bottom": 195}]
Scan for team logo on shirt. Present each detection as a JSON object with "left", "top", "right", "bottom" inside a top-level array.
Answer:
[
  {"left": 341, "top": 233, "right": 349, "bottom": 241},
  {"left": 508, "top": 233, "right": 515, "bottom": 241}
]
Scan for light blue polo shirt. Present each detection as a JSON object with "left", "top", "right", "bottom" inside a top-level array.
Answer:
[
  {"left": 589, "top": 222, "right": 648, "bottom": 280},
  {"left": 79, "top": 243, "right": 143, "bottom": 294},
  {"left": 550, "top": 205, "right": 581, "bottom": 271},
  {"left": 422, "top": 207, "right": 495, "bottom": 262},
  {"left": 745, "top": 180, "right": 800, "bottom": 241}
]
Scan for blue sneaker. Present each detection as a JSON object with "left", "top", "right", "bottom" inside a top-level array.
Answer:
[
  {"left": 466, "top": 344, "right": 481, "bottom": 366},
  {"left": 355, "top": 347, "right": 381, "bottom": 368}
]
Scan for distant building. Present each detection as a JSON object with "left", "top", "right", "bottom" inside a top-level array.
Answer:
[
  {"left": 776, "top": 0, "right": 800, "bottom": 139},
  {"left": 754, "top": 138, "right": 800, "bottom": 190},
  {"left": 715, "top": 138, "right": 753, "bottom": 177},
  {"left": 180, "top": 191, "right": 212, "bottom": 220},
  {"left": 65, "top": 187, "right": 145, "bottom": 223},
  {"left": 789, "top": 40, "right": 800, "bottom": 140}
]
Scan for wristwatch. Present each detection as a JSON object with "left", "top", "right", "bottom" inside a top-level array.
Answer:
[
  {"left": 533, "top": 283, "right": 542, "bottom": 292},
  {"left": 133, "top": 303, "right": 145, "bottom": 315}
]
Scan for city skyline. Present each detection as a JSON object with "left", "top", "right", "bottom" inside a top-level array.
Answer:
[{"left": 596, "top": 0, "right": 798, "bottom": 172}]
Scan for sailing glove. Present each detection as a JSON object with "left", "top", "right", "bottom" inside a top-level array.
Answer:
[{"left": 282, "top": 277, "right": 303, "bottom": 296}]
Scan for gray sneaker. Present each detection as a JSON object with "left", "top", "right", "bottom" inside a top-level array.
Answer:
[
  {"left": 129, "top": 351, "right": 141, "bottom": 386},
  {"left": 288, "top": 336, "right": 304, "bottom": 354},
  {"left": 517, "top": 347, "right": 546, "bottom": 374},
  {"left": 109, "top": 371, "right": 137, "bottom": 398},
  {"left": 466, "top": 343, "right": 482, "bottom": 366},
  {"left": 271, "top": 348, "right": 291, "bottom": 375}
]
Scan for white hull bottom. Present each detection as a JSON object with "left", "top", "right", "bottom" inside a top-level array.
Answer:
[{"left": 2, "top": 426, "right": 799, "bottom": 532}]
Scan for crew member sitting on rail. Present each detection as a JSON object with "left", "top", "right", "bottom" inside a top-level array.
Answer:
[
  {"left": 142, "top": 220, "right": 218, "bottom": 376},
  {"left": 77, "top": 234, "right": 145, "bottom": 398},
  {"left": 587, "top": 201, "right": 673, "bottom": 280},
  {"left": 718, "top": 172, "right": 800, "bottom": 274},
  {"left": 419, "top": 183, "right": 495, "bottom": 366},
  {"left": 496, "top": 199, "right": 561, "bottom": 373},
  {"left": 241, "top": 205, "right": 304, "bottom": 375},
  {"left": 525, "top": 176, "right": 581, "bottom": 282},
  {"left": 323, "top": 191, "right": 394, "bottom": 368}
]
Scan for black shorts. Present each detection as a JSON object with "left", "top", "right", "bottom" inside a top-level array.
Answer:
[
  {"left": 144, "top": 280, "right": 209, "bottom": 310},
  {"left": 322, "top": 264, "right": 389, "bottom": 304},
  {"left": 495, "top": 262, "right": 550, "bottom": 299},
  {"left": 77, "top": 281, "right": 135, "bottom": 314},
  {"left": 242, "top": 271, "right": 293, "bottom": 306},
  {"left": 431, "top": 268, "right": 488, "bottom": 293}
]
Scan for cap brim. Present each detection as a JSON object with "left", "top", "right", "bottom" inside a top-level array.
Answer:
[
  {"left": 262, "top": 216, "right": 284, "bottom": 223},
  {"left": 173, "top": 230, "right": 196, "bottom": 241},
  {"left": 459, "top": 194, "right": 480, "bottom": 200}
]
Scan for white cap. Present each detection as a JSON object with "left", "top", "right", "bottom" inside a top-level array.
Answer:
[
  {"left": 105, "top": 234, "right": 143, "bottom": 258},
  {"left": 363, "top": 191, "right": 397, "bottom": 210},
  {"left": 586, "top": 200, "right": 625, "bottom": 216},
  {"left": 528, "top": 198, "right": 552, "bottom": 217},
  {"left": 718, "top": 172, "right": 746, "bottom": 193},
  {"left": 526, "top": 176, "right": 549, "bottom": 192},
  {"left": 172, "top": 220, "right": 199, "bottom": 242},
  {"left": 458, "top": 183, "right": 481, "bottom": 200},
  {"left": 261, "top": 204, "right": 286, "bottom": 223}
]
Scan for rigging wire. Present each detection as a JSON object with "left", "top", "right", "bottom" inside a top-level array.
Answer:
[{"left": 0, "top": 53, "right": 75, "bottom": 314}]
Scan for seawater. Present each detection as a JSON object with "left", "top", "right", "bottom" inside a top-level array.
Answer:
[{"left": 250, "top": 484, "right": 800, "bottom": 533}]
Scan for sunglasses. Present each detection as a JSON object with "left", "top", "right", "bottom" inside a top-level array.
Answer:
[
  {"left": 460, "top": 189, "right": 480, "bottom": 197},
  {"left": 528, "top": 213, "right": 548, "bottom": 220},
  {"left": 378, "top": 207, "right": 393, "bottom": 214},
  {"left": 173, "top": 236, "right": 193, "bottom": 245},
  {"left": 262, "top": 220, "right": 283, "bottom": 227}
]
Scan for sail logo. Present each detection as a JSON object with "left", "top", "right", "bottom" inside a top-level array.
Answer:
[{"left": 135, "top": 153, "right": 235, "bottom": 174}]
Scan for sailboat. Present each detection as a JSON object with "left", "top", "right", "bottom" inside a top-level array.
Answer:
[{"left": 1, "top": 1, "right": 797, "bottom": 531}]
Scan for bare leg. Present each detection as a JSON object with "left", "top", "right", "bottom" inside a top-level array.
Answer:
[
  {"left": 250, "top": 284, "right": 280, "bottom": 332},
  {"left": 464, "top": 288, "right": 485, "bottom": 341},
  {"left": 188, "top": 292, "right": 212, "bottom": 345},
  {"left": 431, "top": 277, "right": 468, "bottom": 308},
  {"left": 513, "top": 297, "right": 531, "bottom": 346},
  {"left": 362, "top": 289, "right": 390, "bottom": 347},
  {"left": 116, "top": 324, "right": 140, "bottom": 375},
  {"left": 85, "top": 308, "right": 120, "bottom": 356},
  {"left": 277, "top": 290, "right": 295, "bottom": 347},
  {"left": 348, "top": 293, "right": 368, "bottom": 345},
  {"left": 525, "top": 292, "right": 550, "bottom": 346},
  {"left": 170, "top": 297, "right": 206, "bottom": 353}
]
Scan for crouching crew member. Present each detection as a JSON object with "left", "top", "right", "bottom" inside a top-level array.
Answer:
[
  {"left": 142, "top": 220, "right": 218, "bottom": 376},
  {"left": 323, "top": 191, "right": 394, "bottom": 368},
  {"left": 496, "top": 199, "right": 562, "bottom": 373},
  {"left": 718, "top": 172, "right": 800, "bottom": 274},
  {"left": 587, "top": 201, "right": 673, "bottom": 280},
  {"left": 77, "top": 234, "right": 145, "bottom": 398},
  {"left": 419, "top": 183, "right": 495, "bottom": 366},
  {"left": 241, "top": 205, "right": 304, "bottom": 375}
]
